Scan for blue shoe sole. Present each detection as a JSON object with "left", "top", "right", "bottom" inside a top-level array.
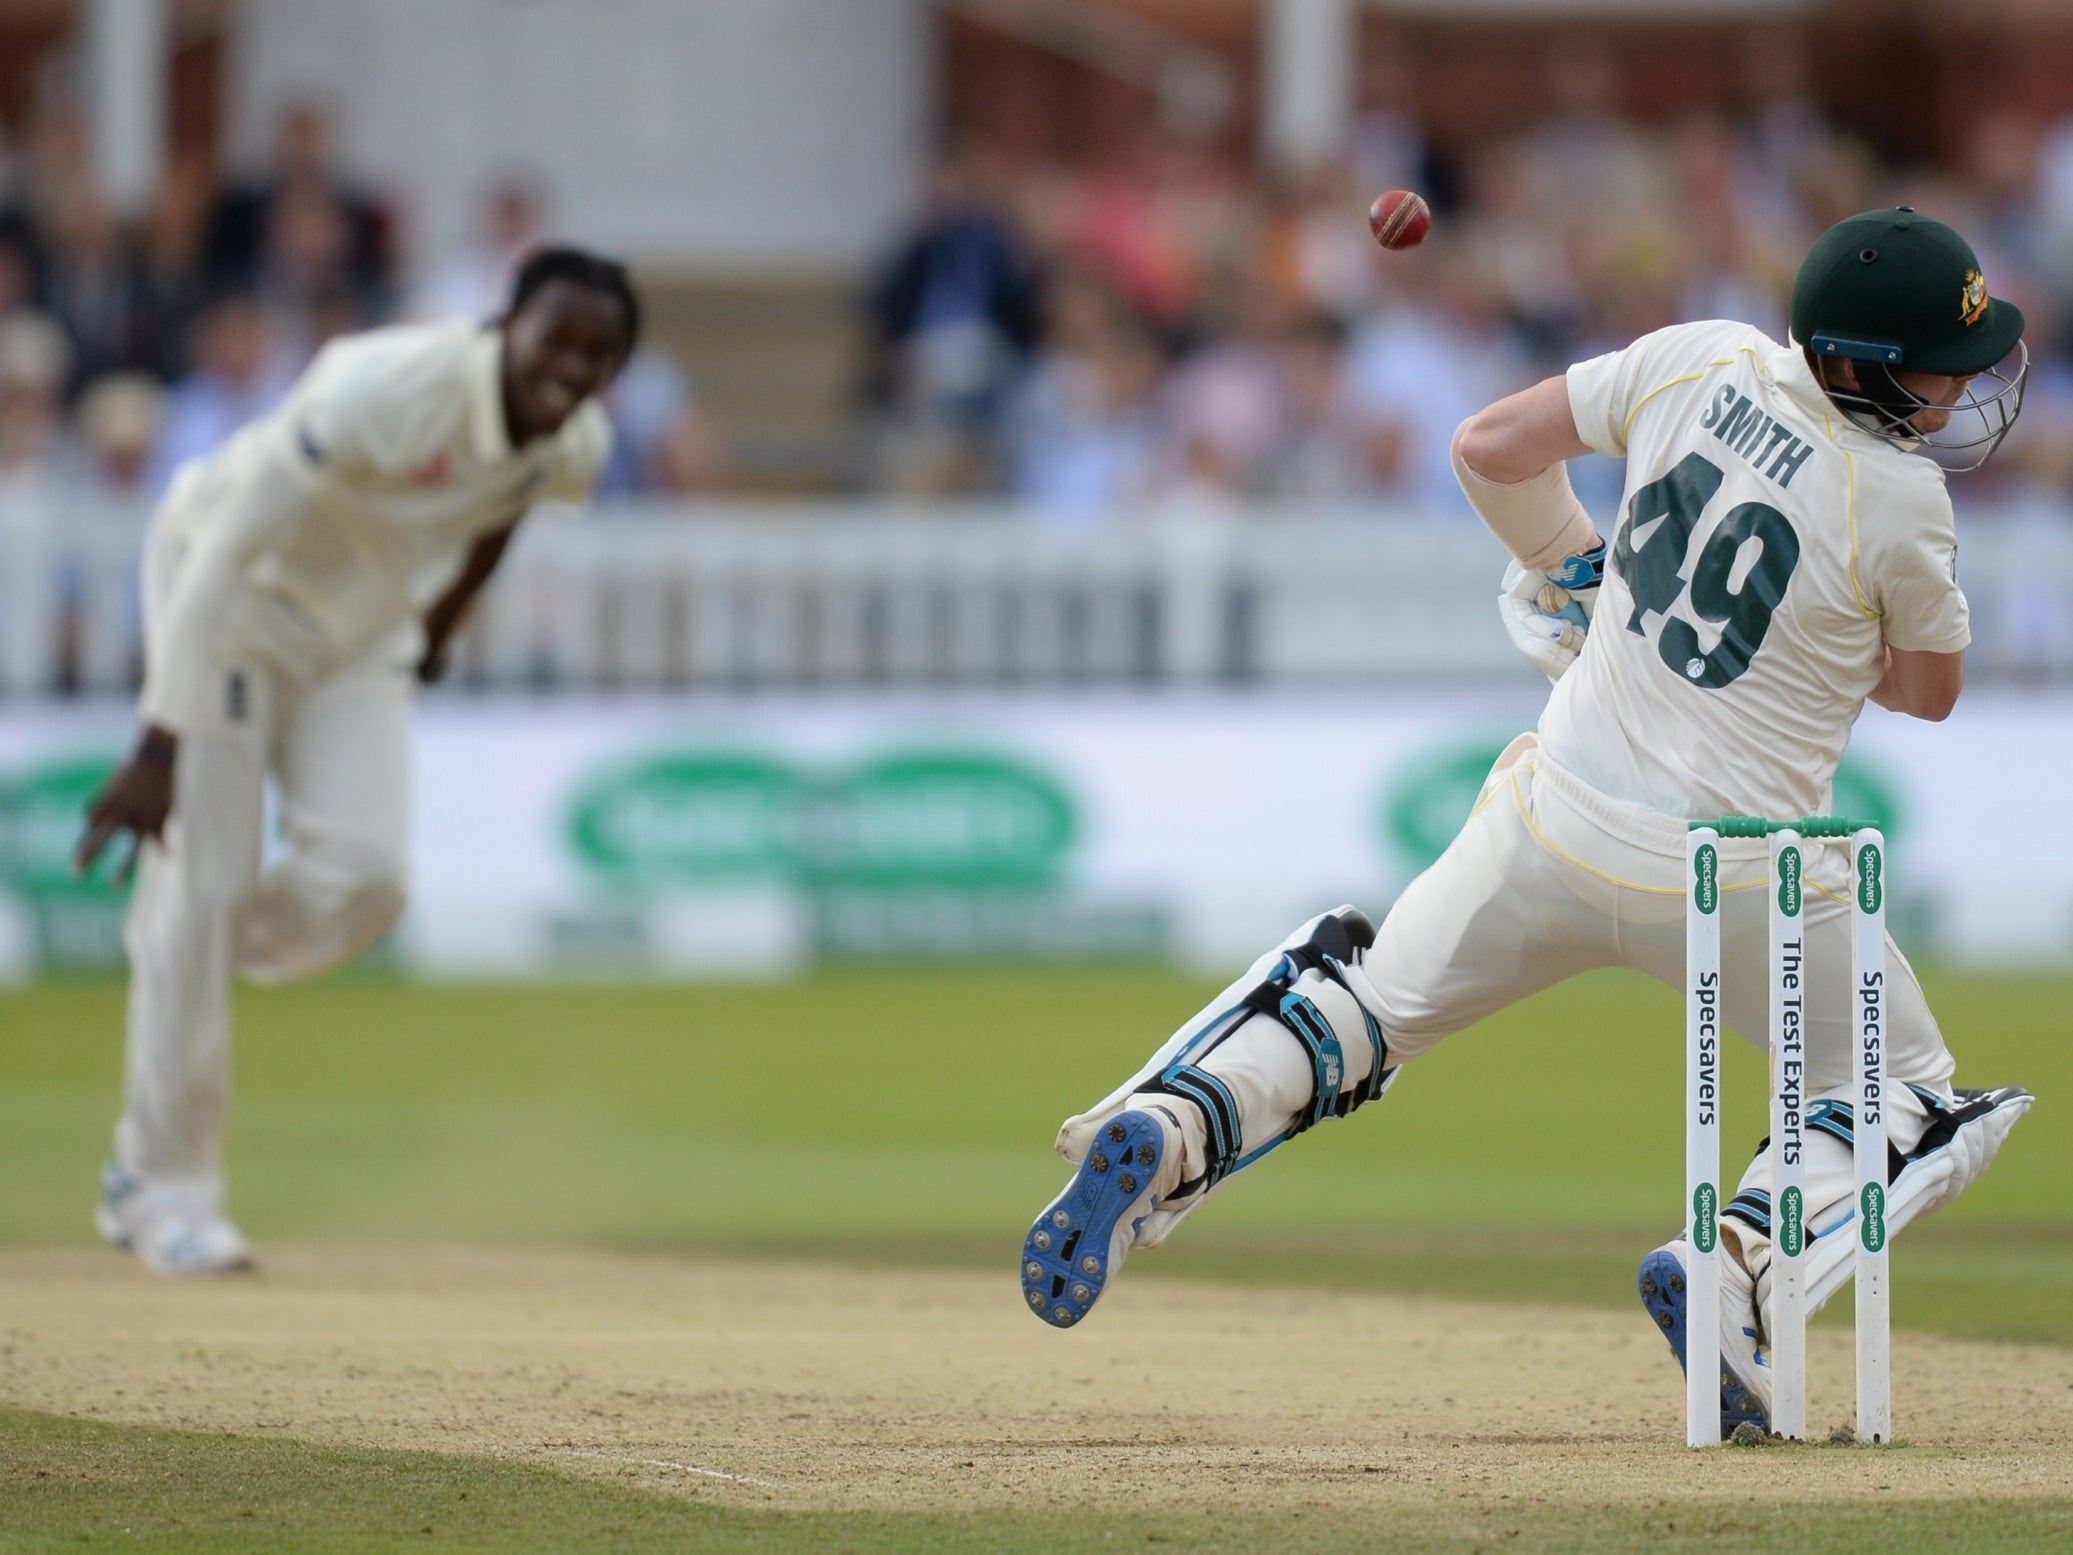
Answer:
[
  {"left": 1637, "top": 1249, "right": 1769, "bottom": 1440},
  {"left": 1021, "top": 1110, "right": 1167, "bottom": 1329}
]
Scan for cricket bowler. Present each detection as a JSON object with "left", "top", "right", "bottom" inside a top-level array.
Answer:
[
  {"left": 1020, "top": 209, "right": 2033, "bottom": 1439},
  {"left": 75, "top": 247, "right": 638, "bottom": 1274}
]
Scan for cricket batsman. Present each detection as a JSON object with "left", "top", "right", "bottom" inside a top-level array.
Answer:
[
  {"left": 75, "top": 247, "right": 638, "bottom": 1274},
  {"left": 1020, "top": 209, "right": 2033, "bottom": 1438}
]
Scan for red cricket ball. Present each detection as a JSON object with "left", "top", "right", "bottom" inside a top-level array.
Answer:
[{"left": 1368, "top": 190, "right": 1432, "bottom": 250}]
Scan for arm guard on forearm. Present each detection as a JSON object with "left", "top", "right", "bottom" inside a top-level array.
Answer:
[{"left": 1450, "top": 421, "right": 1600, "bottom": 574}]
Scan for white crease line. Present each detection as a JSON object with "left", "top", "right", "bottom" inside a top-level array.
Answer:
[{"left": 556, "top": 1448, "right": 788, "bottom": 1490}]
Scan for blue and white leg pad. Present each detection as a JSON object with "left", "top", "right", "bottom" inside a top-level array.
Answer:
[
  {"left": 1054, "top": 907, "right": 1392, "bottom": 1164},
  {"left": 1753, "top": 1083, "right": 2033, "bottom": 1319},
  {"left": 1147, "top": 1065, "right": 1242, "bottom": 1191},
  {"left": 1040, "top": 907, "right": 1401, "bottom": 1274},
  {"left": 1143, "top": 909, "right": 1398, "bottom": 1205}
]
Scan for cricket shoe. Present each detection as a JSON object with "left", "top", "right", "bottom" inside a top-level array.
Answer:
[
  {"left": 1637, "top": 1238, "right": 1769, "bottom": 1439},
  {"left": 1021, "top": 1107, "right": 1180, "bottom": 1328},
  {"left": 97, "top": 1160, "right": 255, "bottom": 1277}
]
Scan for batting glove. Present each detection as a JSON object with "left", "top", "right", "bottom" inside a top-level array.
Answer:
[
  {"left": 1499, "top": 542, "right": 1606, "bottom": 684},
  {"left": 1501, "top": 559, "right": 1585, "bottom": 683},
  {"left": 1542, "top": 541, "right": 1606, "bottom": 624}
]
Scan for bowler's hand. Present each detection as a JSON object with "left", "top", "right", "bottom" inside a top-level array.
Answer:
[
  {"left": 416, "top": 635, "right": 452, "bottom": 684},
  {"left": 417, "top": 600, "right": 473, "bottom": 683},
  {"left": 75, "top": 725, "right": 178, "bottom": 885}
]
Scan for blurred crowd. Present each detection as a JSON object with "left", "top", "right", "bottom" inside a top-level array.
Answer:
[
  {"left": 0, "top": 97, "right": 725, "bottom": 531},
  {"left": 863, "top": 40, "right": 2073, "bottom": 529},
  {"left": 9, "top": 34, "right": 2073, "bottom": 693},
  {"left": 11, "top": 39, "right": 2073, "bottom": 538}
]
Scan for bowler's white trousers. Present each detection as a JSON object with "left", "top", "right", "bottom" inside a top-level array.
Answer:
[
  {"left": 1093, "top": 735, "right": 1955, "bottom": 1241},
  {"left": 116, "top": 516, "right": 412, "bottom": 1187}
]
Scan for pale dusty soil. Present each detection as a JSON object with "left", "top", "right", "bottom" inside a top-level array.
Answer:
[{"left": 2, "top": 1247, "right": 2070, "bottom": 1513}]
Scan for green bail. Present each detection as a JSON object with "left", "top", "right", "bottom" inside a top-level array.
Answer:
[{"left": 1686, "top": 815, "right": 1876, "bottom": 837}]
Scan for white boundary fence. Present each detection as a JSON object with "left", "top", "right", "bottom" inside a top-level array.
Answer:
[
  {"left": 448, "top": 504, "right": 1532, "bottom": 689},
  {"left": 0, "top": 495, "right": 150, "bottom": 697},
  {"left": 7, "top": 496, "right": 2073, "bottom": 694}
]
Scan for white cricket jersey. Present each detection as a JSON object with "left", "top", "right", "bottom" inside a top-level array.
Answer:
[
  {"left": 140, "top": 320, "right": 610, "bottom": 735},
  {"left": 1541, "top": 319, "right": 1968, "bottom": 821}
]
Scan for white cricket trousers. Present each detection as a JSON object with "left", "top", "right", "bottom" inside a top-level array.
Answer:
[
  {"left": 117, "top": 523, "right": 412, "bottom": 1186},
  {"left": 1124, "top": 734, "right": 1956, "bottom": 1214}
]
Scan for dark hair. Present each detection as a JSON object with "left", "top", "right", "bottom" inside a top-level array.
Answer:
[{"left": 503, "top": 245, "right": 641, "bottom": 359}]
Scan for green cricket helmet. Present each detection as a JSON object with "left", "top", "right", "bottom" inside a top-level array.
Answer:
[{"left": 1790, "top": 208, "right": 2027, "bottom": 469}]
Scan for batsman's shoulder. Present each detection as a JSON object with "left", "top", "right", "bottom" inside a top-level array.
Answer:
[
  {"left": 1661, "top": 317, "right": 1780, "bottom": 373},
  {"left": 1578, "top": 318, "right": 1771, "bottom": 404},
  {"left": 1572, "top": 319, "right": 1771, "bottom": 453},
  {"left": 1862, "top": 430, "right": 1954, "bottom": 506}
]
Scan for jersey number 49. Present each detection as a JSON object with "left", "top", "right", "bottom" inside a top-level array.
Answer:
[{"left": 1610, "top": 451, "right": 1802, "bottom": 690}]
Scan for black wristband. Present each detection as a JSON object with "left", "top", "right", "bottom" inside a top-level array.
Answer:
[{"left": 135, "top": 735, "right": 176, "bottom": 767}]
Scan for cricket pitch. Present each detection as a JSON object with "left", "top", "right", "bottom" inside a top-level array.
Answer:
[{"left": 3, "top": 1246, "right": 2069, "bottom": 1514}]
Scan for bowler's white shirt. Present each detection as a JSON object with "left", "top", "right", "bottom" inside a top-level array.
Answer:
[{"left": 141, "top": 321, "right": 610, "bottom": 734}]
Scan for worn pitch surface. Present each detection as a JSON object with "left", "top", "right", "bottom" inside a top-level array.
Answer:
[{"left": 3, "top": 1247, "right": 2067, "bottom": 1512}]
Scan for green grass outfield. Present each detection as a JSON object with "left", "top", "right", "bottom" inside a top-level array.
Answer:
[
  {"left": 2, "top": 967, "right": 2067, "bottom": 1552},
  {"left": 6, "top": 1407, "right": 2071, "bottom": 1555}
]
